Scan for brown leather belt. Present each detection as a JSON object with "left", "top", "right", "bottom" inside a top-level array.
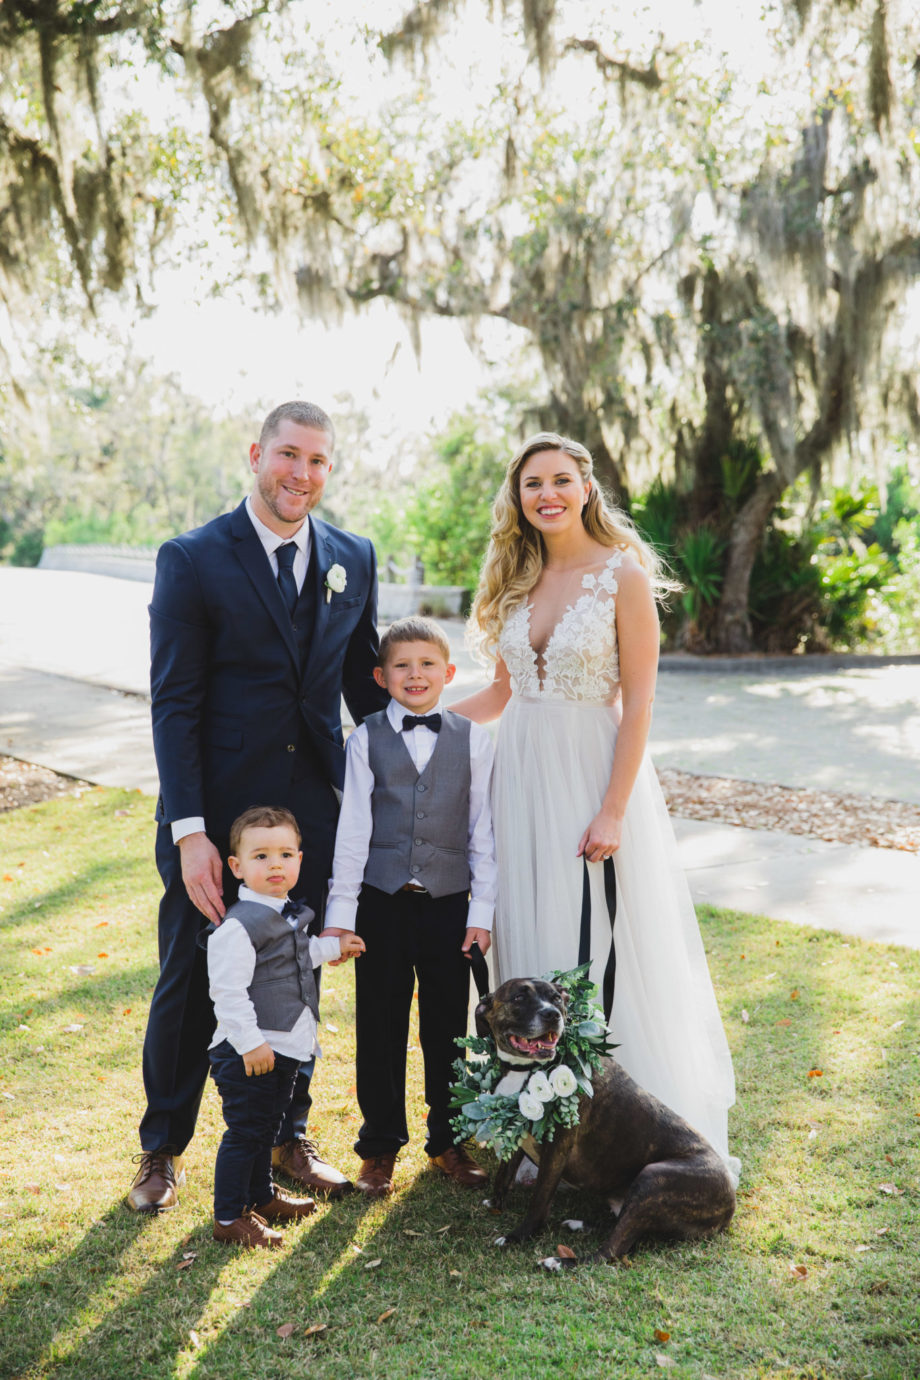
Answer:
[{"left": 400, "top": 881, "right": 428, "bottom": 894}]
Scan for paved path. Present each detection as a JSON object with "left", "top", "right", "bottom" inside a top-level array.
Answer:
[{"left": 2, "top": 568, "right": 918, "bottom": 946}]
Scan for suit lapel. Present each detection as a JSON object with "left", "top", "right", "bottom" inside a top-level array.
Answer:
[
  {"left": 228, "top": 501, "right": 299, "bottom": 668},
  {"left": 301, "top": 517, "right": 334, "bottom": 686}
]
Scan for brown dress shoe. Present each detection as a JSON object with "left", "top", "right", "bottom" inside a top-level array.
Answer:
[
  {"left": 213, "top": 1209, "right": 284, "bottom": 1249},
  {"left": 272, "top": 1138, "right": 353, "bottom": 1198},
  {"left": 431, "top": 1146, "right": 488, "bottom": 1188},
  {"left": 355, "top": 1154, "right": 397, "bottom": 1198},
  {"left": 126, "top": 1150, "right": 186, "bottom": 1213},
  {"left": 255, "top": 1186, "right": 317, "bottom": 1222}
]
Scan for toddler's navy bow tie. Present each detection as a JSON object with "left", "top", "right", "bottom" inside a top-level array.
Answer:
[
  {"left": 281, "top": 899, "right": 301, "bottom": 918},
  {"left": 401, "top": 713, "right": 442, "bottom": 733}
]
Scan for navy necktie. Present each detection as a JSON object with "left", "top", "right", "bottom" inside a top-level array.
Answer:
[
  {"left": 276, "top": 542, "right": 298, "bottom": 616},
  {"left": 401, "top": 713, "right": 442, "bottom": 733}
]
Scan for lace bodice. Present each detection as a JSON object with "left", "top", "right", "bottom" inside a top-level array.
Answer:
[{"left": 499, "top": 550, "right": 624, "bottom": 703}]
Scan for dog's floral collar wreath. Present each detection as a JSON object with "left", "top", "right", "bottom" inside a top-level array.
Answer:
[{"left": 449, "top": 965, "right": 614, "bottom": 1161}]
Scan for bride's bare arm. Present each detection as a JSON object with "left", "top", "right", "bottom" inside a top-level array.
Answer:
[
  {"left": 578, "top": 561, "right": 659, "bottom": 862},
  {"left": 449, "top": 656, "right": 512, "bottom": 724}
]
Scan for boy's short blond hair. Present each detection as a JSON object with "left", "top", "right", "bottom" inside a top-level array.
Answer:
[
  {"left": 378, "top": 617, "right": 451, "bottom": 667},
  {"left": 229, "top": 805, "right": 301, "bottom": 858}
]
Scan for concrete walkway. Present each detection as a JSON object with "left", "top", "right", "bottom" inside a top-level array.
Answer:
[{"left": 1, "top": 567, "right": 918, "bottom": 946}]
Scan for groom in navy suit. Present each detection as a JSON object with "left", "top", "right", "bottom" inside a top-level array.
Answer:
[{"left": 128, "top": 400, "right": 388, "bottom": 1212}]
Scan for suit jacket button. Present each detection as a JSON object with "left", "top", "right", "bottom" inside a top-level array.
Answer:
[
  {"left": 416, "top": 783, "right": 426, "bottom": 793},
  {"left": 287, "top": 744, "right": 296, "bottom": 752},
  {"left": 410, "top": 864, "right": 421, "bottom": 874},
  {"left": 414, "top": 837, "right": 423, "bottom": 846},
  {"left": 416, "top": 810, "right": 425, "bottom": 819}
]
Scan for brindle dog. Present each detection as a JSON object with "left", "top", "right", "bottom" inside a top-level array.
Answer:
[{"left": 479, "top": 978, "right": 735, "bottom": 1264}]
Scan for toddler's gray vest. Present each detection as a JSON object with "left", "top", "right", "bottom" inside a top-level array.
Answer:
[
  {"left": 364, "top": 709, "right": 471, "bottom": 897},
  {"left": 225, "top": 898, "right": 319, "bottom": 1032}
]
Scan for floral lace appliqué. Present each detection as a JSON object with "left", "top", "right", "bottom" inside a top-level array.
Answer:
[{"left": 500, "top": 550, "right": 624, "bottom": 702}]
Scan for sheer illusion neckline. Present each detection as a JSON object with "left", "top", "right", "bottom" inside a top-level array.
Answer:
[{"left": 526, "top": 548, "right": 623, "bottom": 681}]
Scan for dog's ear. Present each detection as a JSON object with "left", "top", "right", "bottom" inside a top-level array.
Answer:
[
  {"left": 549, "top": 983, "right": 570, "bottom": 1012},
  {"left": 474, "top": 993, "right": 494, "bottom": 1037}
]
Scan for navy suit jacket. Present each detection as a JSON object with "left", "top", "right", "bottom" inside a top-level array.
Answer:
[{"left": 149, "top": 500, "right": 387, "bottom": 850}]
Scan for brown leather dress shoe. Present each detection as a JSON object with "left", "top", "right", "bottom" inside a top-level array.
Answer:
[
  {"left": 355, "top": 1154, "right": 397, "bottom": 1198},
  {"left": 431, "top": 1146, "right": 488, "bottom": 1188},
  {"left": 126, "top": 1150, "right": 186, "bottom": 1213},
  {"left": 255, "top": 1186, "right": 317, "bottom": 1222},
  {"left": 271, "top": 1138, "right": 353, "bottom": 1198},
  {"left": 213, "top": 1209, "right": 284, "bottom": 1249}
]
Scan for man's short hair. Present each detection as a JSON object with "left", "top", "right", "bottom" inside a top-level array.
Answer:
[
  {"left": 259, "top": 401, "right": 335, "bottom": 451},
  {"left": 378, "top": 617, "right": 452, "bottom": 667},
  {"left": 229, "top": 805, "right": 302, "bottom": 857}
]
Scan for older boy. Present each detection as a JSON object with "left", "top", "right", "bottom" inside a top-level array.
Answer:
[
  {"left": 324, "top": 617, "right": 496, "bottom": 1197},
  {"left": 206, "top": 806, "right": 364, "bottom": 1248}
]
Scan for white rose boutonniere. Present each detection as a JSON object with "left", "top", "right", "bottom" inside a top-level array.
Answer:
[
  {"left": 324, "top": 563, "right": 347, "bottom": 603},
  {"left": 548, "top": 1064, "right": 578, "bottom": 1098}
]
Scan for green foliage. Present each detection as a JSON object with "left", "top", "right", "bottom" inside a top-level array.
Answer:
[
  {"left": 401, "top": 423, "right": 502, "bottom": 588},
  {"left": 677, "top": 526, "right": 725, "bottom": 625}
]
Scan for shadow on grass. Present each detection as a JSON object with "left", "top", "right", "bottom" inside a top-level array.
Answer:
[
  {"left": 0, "top": 962, "right": 160, "bottom": 1036},
  {"left": 1, "top": 1203, "right": 150, "bottom": 1378},
  {"left": 0, "top": 854, "right": 153, "bottom": 935}
]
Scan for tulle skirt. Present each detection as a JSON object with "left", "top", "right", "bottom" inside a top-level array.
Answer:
[{"left": 491, "top": 694, "right": 738, "bottom": 1175}]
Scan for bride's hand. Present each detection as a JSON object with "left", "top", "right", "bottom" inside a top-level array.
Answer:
[{"left": 577, "top": 810, "right": 623, "bottom": 863}]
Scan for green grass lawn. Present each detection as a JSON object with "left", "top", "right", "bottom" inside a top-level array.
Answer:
[{"left": 1, "top": 788, "right": 917, "bottom": 1380}]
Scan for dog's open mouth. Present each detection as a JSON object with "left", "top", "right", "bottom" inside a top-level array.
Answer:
[{"left": 508, "top": 1030, "right": 560, "bottom": 1058}]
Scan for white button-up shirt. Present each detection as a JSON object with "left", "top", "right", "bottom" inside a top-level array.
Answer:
[
  {"left": 324, "top": 698, "right": 496, "bottom": 933},
  {"left": 208, "top": 885, "right": 341, "bottom": 1060}
]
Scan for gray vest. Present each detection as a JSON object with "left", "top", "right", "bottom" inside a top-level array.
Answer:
[
  {"left": 364, "top": 708, "right": 472, "bottom": 897},
  {"left": 225, "top": 898, "right": 319, "bottom": 1032}
]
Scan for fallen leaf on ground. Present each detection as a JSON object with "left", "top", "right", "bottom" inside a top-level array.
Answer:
[
  {"left": 875, "top": 1227, "right": 890, "bottom": 1236},
  {"left": 790, "top": 989, "right": 799, "bottom": 1000},
  {"left": 182, "top": 1251, "right": 197, "bottom": 1260},
  {"left": 788, "top": 1263, "right": 808, "bottom": 1280},
  {"left": 434, "top": 1225, "right": 450, "bottom": 1234},
  {"left": 95, "top": 921, "right": 109, "bottom": 928},
  {"left": 878, "top": 1183, "right": 903, "bottom": 1196},
  {"left": 556, "top": 1244, "right": 576, "bottom": 1259},
  {"left": 276, "top": 1323, "right": 295, "bottom": 1339},
  {"left": 364, "top": 1258, "right": 382, "bottom": 1269},
  {"left": 376, "top": 1308, "right": 397, "bottom": 1324},
  {"left": 855, "top": 1245, "right": 871, "bottom": 1253},
  {"left": 188, "top": 1330, "right": 201, "bottom": 1349},
  {"left": 776, "top": 1018, "right": 791, "bottom": 1027},
  {"left": 325, "top": 1023, "right": 338, "bottom": 1033},
  {"left": 304, "top": 1324, "right": 327, "bottom": 1337},
  {"left": 402, "top": 1229, "right": 424, "bottom": 1237},
  {"left": 449, "top": 1269, "right": 462, "bottom": 1278},
  {"left": 70, "top": 965, "right": 95, "bottom": 976},
  {"left": 62, "top": 1024, "right": 84, "bottom": 1034},
  {"left": 97, "top": 952, "right": 109, "bottom": 959},
  {"left": 740, "top": 1009, "right": 749, "bottom": 1024},
  {"left": 807, "top": 1068, "right": 823, "bottom": 1078},
  {"left": 177, "top": 1259, "right": 194, "bottom": 1271},
  {"left": 655, "top": 1354, "right": 676, "bottom": 1369},
  {"left": 654, "top": 1329, "right": 671, "bottom": 1343}
]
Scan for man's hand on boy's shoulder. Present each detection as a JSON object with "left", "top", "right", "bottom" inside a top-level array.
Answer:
[{"left": 462, "top": 927, "right": 491, "bottom": 958}]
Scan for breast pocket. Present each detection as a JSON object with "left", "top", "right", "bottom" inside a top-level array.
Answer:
[{"left": 329, "top": 595, "right": 362, "bottom": 617}]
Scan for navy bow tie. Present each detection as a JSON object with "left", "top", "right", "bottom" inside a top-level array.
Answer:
[
  {"left": 281, "top": 898, "right": 301, "bottom": 918},
  {"left": 401, "top": 713, "right": 442, "bottom": 733}
]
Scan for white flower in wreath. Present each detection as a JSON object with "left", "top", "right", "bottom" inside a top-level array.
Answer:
[
  {"left": 548, "top": 1064, "right": 578, "bottom": 1098},
  {"left": 518, "top": 1090, "right": 545, "bottom": 1122},
  {"left": 527, "top": 1070, "right": 555, "bottom": 1103},
  {"left": 324, "top": 563, "right": 347, "bottom": 603}
]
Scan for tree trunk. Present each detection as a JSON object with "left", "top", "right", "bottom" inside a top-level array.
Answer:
[
  {"left": 687, "top": 267, "right": 735, "bottom": 525},
  {"left": 714, "top": 470, "right": 783, "bottom": 652}
]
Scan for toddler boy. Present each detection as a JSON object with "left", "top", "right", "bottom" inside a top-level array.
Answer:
[
  {"left": 324, "top": 616, "right": 496, "bottom": 1197},
  {"left": 206, "top": 805, "right": 364, "bottom": 1247}
]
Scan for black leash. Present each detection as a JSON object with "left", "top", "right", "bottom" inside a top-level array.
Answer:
[
  {"left": 467, "top": 941, "right": 491, "bottom": 999},
  {"left": 578, "top": 855, "right": 617, "bottom": 1021}
]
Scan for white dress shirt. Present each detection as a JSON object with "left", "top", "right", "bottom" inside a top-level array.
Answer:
[
  {"left": 170, "top": 501, "right": 311, "bottom": 845},
  {"left": 324, "top": 698, "right": 496, "bottom": 933},
  {"left": 208, "top": 884, "right": 341, "bottom": 1060}
]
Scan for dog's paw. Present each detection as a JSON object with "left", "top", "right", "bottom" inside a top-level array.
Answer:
[{"left": 562, "top": 1219, "right": 585, "bottom": 1232}]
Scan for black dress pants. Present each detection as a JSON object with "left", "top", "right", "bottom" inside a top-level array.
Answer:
[{"left": 353, "top": 885, "right": 470, "bottom": 1160}]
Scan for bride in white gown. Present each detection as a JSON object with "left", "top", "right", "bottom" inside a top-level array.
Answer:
[{"left": 452, "top": 433, "right": 738, "bottom": 1176}]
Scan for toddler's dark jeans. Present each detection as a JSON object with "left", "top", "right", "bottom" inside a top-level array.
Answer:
[{"left": 208, "top": 1039, "right": 300, "bottom": 1220}]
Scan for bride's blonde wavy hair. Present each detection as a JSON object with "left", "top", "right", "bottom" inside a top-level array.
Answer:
[{"left": 469, "top": 432, "right": 675, "bottom": 662}]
